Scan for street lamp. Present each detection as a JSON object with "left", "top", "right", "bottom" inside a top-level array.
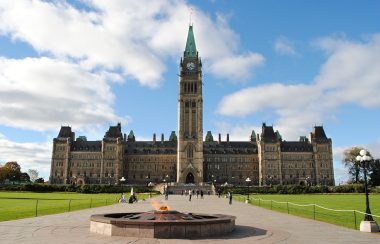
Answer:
[
  {"left": 119, "top": 176, "right": 126, "bottom": 192},
  {"left": 268, "top": 176, "right": 273, "bottom": 187},
  {"left": 356, "top": 149, "right": 379, "bottom": 232},
  {"left": 245, "top": 177, "right": 251, "bottom": 203}
]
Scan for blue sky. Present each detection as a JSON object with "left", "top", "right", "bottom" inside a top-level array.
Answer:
[{"left": 0, "top": 0, "right": 379, "bottom": 183}]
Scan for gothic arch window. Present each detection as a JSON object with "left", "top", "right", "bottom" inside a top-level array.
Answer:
[{"left": 187, "top": 144, "right": 194, "bottom": 158}]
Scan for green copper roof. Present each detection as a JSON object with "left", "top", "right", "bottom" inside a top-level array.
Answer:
[
  {"left": 184, "top": 25, "right": 197, "bottom": 57},
  {"left": 169, "top": 131, "right": 177, "bottom": 142},
  {"left": 205, "top": 131, "right": 214, "bottom": 142},
  {"left": 250, "top": 130, "right": 256, "bottom": 141}
]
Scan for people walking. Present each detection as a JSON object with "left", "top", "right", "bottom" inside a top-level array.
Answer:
[
  {"left": 196, "top": 190, "right": 199, "bottom": 199},
  {"left": 200, "top": 190, "right": 204, "bottom": 199},
  {"left": 165, "top": 190, "right": 169, "bottom": 200},
  {"left": 229, "top": 192, "right": 233, "bottom": 205},
  {"left": 189, "top": 190, "right": 192, "bottom": 201}
]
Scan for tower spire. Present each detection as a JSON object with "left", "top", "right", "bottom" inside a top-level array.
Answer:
[{"left": 184, "top": 25, "right": 197, "bottom": 58}]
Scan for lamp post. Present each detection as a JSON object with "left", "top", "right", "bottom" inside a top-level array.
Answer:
[
  {"left": 119, "top": 176, "right": 126, "bottom": 192},
  {"left": 356, "top": 149, "right": 379, "bottom": 232},
  {"left": 245, "top": 177, "right": 251, "bottom": 204},
  {"left": 268, "top": 176, "right": 273, "bottom": 187}
]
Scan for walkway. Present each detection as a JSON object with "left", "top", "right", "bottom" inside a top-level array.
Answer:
[{"left": 0, "top": 195, "right": 379, "bottom": 243}]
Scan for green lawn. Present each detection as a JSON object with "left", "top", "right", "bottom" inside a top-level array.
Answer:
[
  {"left": 0, "top": 192, "right": 152, "bottom": 222},
  {"left": 234, "top": 194, "right": 380, "bottom": 230}
]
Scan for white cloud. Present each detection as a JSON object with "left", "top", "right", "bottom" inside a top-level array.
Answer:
[
  {"left": 274, "top": 36, "right": 297, "bottom": 56},
  {"left": 368, "top": 139, "right": 380, "bottom": 159},
  {"left": 214, "top": 122, "right": 259, "bottom": 141},
  {"left": 209, "top": 52, "right": 264, "bottom": 81},
  {"left": 0, "top": 57, "right": 125, "bottom": 131},
  {"left": 0, "top": 136, "right": 51, "bottom": 180},
  {"left": 218, "top": 34, "right": 380, "bottom": 139},
  {"left": 0, "top": 0, "right": 263, "bottom": 88}
]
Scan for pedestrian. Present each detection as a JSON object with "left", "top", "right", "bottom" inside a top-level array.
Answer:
[
  {"left": 229, "top": 192, "right": 233, "bottom": 205},
  {"left": 181, "top": 190, "right": 184, "bottom": 196},
  {"left": 196, "top": 190, "right": 199, "bottom": 199},
  {"left": 165, "top": 190, "right": 169, "bottom": 200},
  {"left": 189, "top": 190, "right": 192, "bottom": 202},
  {"left": 200, "top": 190, "right": 204, "bottom": 199},
  {"left": 119, "top": 193, "right": 126, "bottom": 203}
]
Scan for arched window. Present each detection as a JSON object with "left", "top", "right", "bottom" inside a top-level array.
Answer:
[{"left": 187, "top": 144, "right": 194, "bottom": 158}]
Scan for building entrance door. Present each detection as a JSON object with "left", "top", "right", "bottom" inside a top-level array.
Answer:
[{"left": 186, "top": 172, "right": 194, "bottom": 184}]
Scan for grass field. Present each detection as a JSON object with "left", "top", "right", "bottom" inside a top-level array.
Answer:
[
  {"left": 0, "top": 191, "right": 152, "bottom": 222},
  {"left": 234, "top": 194, "right": 380, "bottom": 230}
]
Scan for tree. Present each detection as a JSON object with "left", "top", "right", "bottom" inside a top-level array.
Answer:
[
  {"left": 35, "top": 178, "right": 45, "bottom": 183},
  {"left": 369, "top": 159, "right": 380, "bottom": 186},
  {"left": 20, "top": 172, "right": 30, "bottom": 182},
  {"left": 0, "top": 161, "right": 22, "bottom": 182},
  {"left": 28, "top": 169, "right": 39, "bottom": 182},
  {"left": 342, "top": 147, "right": 363, "bottom": 183}
]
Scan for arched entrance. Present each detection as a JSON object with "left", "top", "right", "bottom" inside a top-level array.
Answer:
[{"left": 186, "top": 172, "right": 194, "bottom": 184}]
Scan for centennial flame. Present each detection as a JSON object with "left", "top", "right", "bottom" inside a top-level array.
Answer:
[{"left": 150, "top": 199, "right": 171, "bottom": 211}]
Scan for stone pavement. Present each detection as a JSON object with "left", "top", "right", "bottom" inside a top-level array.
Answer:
[{"left": 0, "top": 195, "right": 379, "bottom": 244}]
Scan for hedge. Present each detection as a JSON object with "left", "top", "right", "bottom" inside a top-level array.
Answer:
[
  {"left": 218, "top": 184, "right": 376, "bottom": 195},
  {"left": 0, "top": 184, "right": 159, "bottom": 194}
]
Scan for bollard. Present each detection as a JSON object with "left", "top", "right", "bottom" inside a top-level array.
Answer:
[
  {"left": 353, "top": 210, "right": 357, "bottom": 229},
  {"left": 35, "top": 199, "right": 39, "bottom": 217},
  {"left": 68, "top": 199, "right": 72, "bottom": 212},
  {"left": 287, "top": 202, "right": 289, "bottom": 214},
  {"left": 313, "top": 204, "right": 316, "bottom": 220}
]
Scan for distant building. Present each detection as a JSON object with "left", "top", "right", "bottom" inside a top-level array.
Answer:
[{"left": 50, "top": 25, "right": 334, "bottom": 186}]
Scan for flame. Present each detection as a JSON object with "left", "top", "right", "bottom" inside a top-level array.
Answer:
[{"left": 150, "top": 199, "right": 171, "bottom": 211}]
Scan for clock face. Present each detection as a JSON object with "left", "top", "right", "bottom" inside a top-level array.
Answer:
[{"left": 186, "top": 62, "right": 195, "bottom": 70}]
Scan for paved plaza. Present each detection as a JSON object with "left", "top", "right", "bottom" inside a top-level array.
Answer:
[{"left": 0, "top": 195, "right": 379, "bottom": 243}]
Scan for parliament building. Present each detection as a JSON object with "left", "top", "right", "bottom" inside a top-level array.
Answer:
[{"left": 50, "top": 26, "right": 334, "bottom": 186}]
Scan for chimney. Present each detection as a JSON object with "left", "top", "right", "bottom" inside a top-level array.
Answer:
[
  {"left": 153, "top": 133, "right": 156, "bottom": 143},
  {"left": 161, "top": 133, "right": 164, "bottom": 142},
  {"left": 218, "top": 133, "right": 221, "bottom": 143},
  {"left": 227, "top": 133, "right": 229, "bottom": 143}
]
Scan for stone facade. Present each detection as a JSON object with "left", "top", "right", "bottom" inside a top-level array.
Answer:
[{"left": 50, "top": 25, "right": 334, "bottom": 186}]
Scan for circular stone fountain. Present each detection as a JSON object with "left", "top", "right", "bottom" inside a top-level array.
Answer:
[{"left": 90, "top": 206, "right": 236, "bottom": 238}]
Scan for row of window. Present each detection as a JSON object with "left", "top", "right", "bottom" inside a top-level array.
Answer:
[
  {"left": 129, "top": 163, "right": 176, "bottom": 171},
  {"left": 55, "top": 161, "right": 64, "bottom": 167},
  {"left": 71, "top": 154, "right": 101, "bottom": 159},
  {"left": 206, "top": 163, "right": 256, "bottom": 170},
  {"left": 205, "top": 157, "right": 255, "bottom": 163},
  {"left": 282, "top": 154, "right": 313, "bottom": 160},
  {"left": 55, "top": 146, "right": 66, "bottom": 151},
  {"left": 183, "top": 82, "right": 198, "bottom": 94},
  {"left": 127, "top": 157, "right": 176, "bottom": 163}
]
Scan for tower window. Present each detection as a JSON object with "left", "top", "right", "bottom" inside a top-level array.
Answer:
[
  {"left": 192, "top": 101, "right": 196, "bottom": 108},
  {"left": 187, "top": 145, "right": 194, "bottom": 158}
]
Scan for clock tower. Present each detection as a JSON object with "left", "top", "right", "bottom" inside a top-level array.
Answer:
[{"left": 177, "top": 25, "right": 204, "bottom": 183}]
